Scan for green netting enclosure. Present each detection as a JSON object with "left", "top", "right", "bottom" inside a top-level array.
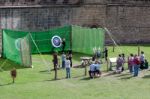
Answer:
[
  {"left": 2, "top": 29, "right": 30, "bottom": 66},
  {"left": 72, "top": 26, "right": 105, "bottom": 55},
  {"left": 2, "top": 25, "right": 105, "bottom": 66}
]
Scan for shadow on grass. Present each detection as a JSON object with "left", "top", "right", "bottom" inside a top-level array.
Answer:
[
  {"left": 45, "top": 78, "right": 66, "bottom": 82},
  {"left": 39, "top": 70, "right": 51, "bottom": 74},
  {"left": 80, "top": 77, "right": 91, "bottom": 80},
  {"left": 115, "top": 73, "right": 131, "bottom": 77},
  {"left": 103, "top": 71, "right": 117, "bottom": 77},
  {"left": 142, "top": 75, "right": 150, "bottom": 79},
  {"left": 0, "top": 82, "right": 13, "bottom": 86},
  {"left": 39, "top": 68, "right": 64, "bottom": 74},
  {"left": 119, "top": 76, "right": 133, "bottom": 80},
  {"left": 39, "top": 70, "right": 49, "bottom": 72},
  {"left": 45, "top": 75, "right": 85, "bottom": 82},
  {"left": 72, "top": 75, "right": 85, "bottom": 78}
]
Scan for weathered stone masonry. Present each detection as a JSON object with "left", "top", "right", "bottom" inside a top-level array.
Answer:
[{"left": 0, "top": 0, "right": 150, "bottom": 53}]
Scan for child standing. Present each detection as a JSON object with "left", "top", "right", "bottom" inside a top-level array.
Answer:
[
  {"left": 10, "top": 68, "right": 17, "bottom": 83},
  {"left": 65, "top": 57, "right": 71, "bottom": 79}
]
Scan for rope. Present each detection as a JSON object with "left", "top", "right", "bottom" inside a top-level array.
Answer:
[
  {"left": 104, "top": 27, "right": 137, "bottom": 55},
  {"left": 29, "top": 33, "right": 51, "bottom": 72},
  {"left": 0, "top": 59, "right": 8, "bottom": 71}
]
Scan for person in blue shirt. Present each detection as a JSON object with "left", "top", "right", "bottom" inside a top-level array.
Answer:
[
  {"left": 89, "top": 63, "right": 95, "bottom": 78},
  {"left": 89, "top": 60, "right": 102, "bottom": 78},
  {"left": 94, "top": 60, "right": 101, "bottom": 77}
]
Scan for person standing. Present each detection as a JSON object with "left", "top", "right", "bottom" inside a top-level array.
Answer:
[
  {"left": 133, "top": 54, "right": 140, "bottom": 77},
  {"left": 140, "top": 51, "right": 145, "bottom": 70},
  {"left": 116, "top": 54, "right": 124, "bottom": 73},
  {"left": 128, "top": 54, "right": 134, "bottom": 73},
  {"left": 121, "top": 53, "right": 126, "bottom": 72},
  {"left": 61, "top": 52, "right": 66, "bottom": 69},
  {"left": 52, "top": 52, "right": 58, "bottom": 80},
  {"left": 68, "top": 50, "right": 72, "bottom": 67},
  {"left": 65, "top": 57, "right": 71, "bottom": 79},
  {"left": 96, "top": 48, "right": 101, "bottom": 59}
]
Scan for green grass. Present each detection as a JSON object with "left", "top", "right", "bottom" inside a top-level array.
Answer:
[
  {"left": 0, "top": 45, "right": 150, "bottom": 99},
  {"left": 0, "top": 59, "right": 26, "bottom": 71}
]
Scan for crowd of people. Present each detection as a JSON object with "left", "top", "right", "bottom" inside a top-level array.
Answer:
[
  {"left": 52, "top": 50, "right": 72, "bottom": 79},
  {"left": 116, "top": 51, "right": 149, "bottom": 77},
  {"left": 88, "top": 47, "right": 106, "bottom": 78},
  {"left": 52, "top": 42, "right": 149, "bottom": 79}
]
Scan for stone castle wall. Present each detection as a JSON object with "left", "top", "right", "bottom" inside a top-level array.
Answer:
[{"left": 0, "top": 0, "right": 150, "bottom": 53}]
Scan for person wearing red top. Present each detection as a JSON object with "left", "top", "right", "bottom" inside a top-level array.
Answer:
[
  {"left": 133, "top": 54, "right": 140, "bottom": 77},
  {"left": 128, "top": 54, "right": 134, "bottom": 73}
]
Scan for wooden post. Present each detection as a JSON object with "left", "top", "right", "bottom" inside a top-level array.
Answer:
[
  {"left": 138, "top": 45, "right": 140, "bottom": 56},
  {"left": 106, "top": 60, "right": 109, "bottom": 72},
  {"left": 85, "top": 65, "right": 87, "bottom": 76},
  {"left": 113, "top": 45, "right": 115, "bottom": 52}
]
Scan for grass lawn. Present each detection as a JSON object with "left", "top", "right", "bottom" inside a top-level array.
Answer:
[{"left": 0, "top": 45, "right": 150, "bottom": 99}]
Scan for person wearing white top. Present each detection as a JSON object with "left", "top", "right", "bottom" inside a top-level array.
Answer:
[
  {"left": 65, "top": 58, "right": 71, "bottom": 78},
  {"left": 140, "top": 51, "right": 145, "bottom": 70}
]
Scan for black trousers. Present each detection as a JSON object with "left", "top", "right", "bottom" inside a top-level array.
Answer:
[
  {"left": 89, "top": 71, "right": 95, "bottom": 78},
  {"left": 140, "top": 61, "right": 145, "bottom": 70}
]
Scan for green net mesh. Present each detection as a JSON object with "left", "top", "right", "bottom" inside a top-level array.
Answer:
[
  {"left": 30, "top": 26, "right": 71, "bottom": 53},
  {"left": 20, "top": 34, "right": 32, "bottom": 67},
  {"left": 2, "top": 29, "right": 28, "bottom": 64},
  {"left": 2, "top": 25, "right": 105, "bottom": 65},
  {"left": 72, "top": 25, "right": 105, "bottom": 55}
]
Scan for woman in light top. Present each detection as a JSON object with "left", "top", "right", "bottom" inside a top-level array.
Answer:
[{"left": 65, "top": 57, "right": 71, "bottom": 79}]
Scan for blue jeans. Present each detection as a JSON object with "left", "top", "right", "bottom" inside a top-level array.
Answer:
[
  {"left": 62, "top": 61, "right": 65, "bottom": 69},
  {"left": 129, "top": 65, "right": 134, "bottom": 74},
  {"left": 134, "top": 65, "right": 139, "bottom": 76},
  {"left": 66, "top": 68, "right": 71, "bottom": 78}
]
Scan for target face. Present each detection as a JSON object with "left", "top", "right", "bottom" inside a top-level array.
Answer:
[
  {"left": 15, "top": 38, "right": 22, "bottom": 51},
  {"left": 51, "top": 35, "right": 62, "bottom": 48}
]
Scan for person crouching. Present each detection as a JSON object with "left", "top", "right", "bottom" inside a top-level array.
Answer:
[
  {"left": 94, "top": 61, "right": 101, "bottom": 77},
  {"left": 89, "top": 63, "right": 95, "bottom": 78}
]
